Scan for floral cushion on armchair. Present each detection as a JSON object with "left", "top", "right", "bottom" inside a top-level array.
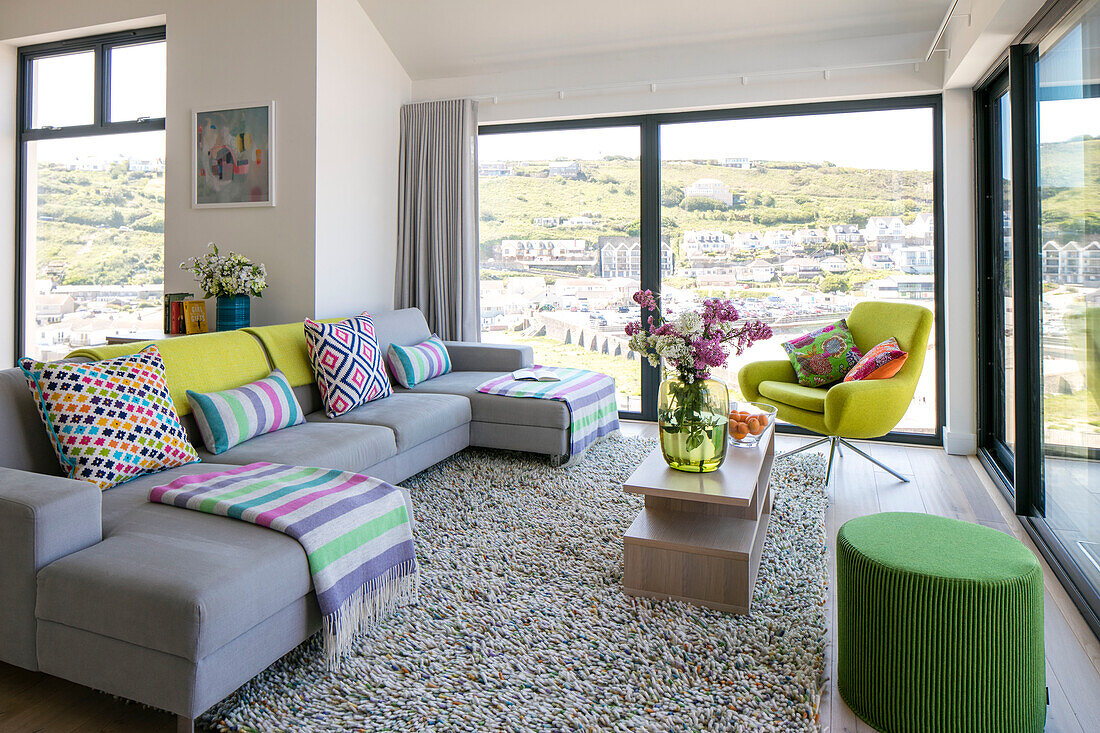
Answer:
[{"left": 782, "top": 319, "right": 863, "bottom": 387}]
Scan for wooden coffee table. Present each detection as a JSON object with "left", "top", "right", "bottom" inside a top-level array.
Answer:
[{"left": 622, "top": 425, "right": 775, "bottom": 613}]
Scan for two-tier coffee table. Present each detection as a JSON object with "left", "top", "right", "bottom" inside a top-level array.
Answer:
[{"left": 622, "top": 424, "right": 775, "bottom": 613}]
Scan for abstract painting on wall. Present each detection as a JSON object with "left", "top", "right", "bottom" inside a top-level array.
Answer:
[{"left": 192, "top": 102, "right": 275, "bottom": 208}]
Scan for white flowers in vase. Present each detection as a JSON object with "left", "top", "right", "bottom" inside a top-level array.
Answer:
[{"left": 180, "top": 242, "right": 268, "bottom": 299}]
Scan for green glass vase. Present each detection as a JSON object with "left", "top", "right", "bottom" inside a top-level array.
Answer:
[{"left": 657, "top": 376, "right": 730, "bottom": 473}]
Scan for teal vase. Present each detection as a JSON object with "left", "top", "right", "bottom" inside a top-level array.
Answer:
[{"left": 215, "top": 294, "right": 250, "bottom": 331}]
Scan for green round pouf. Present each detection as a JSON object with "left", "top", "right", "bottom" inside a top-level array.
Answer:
[{"left": 836, "top": 512, "right": 1045, "bottom": 733}]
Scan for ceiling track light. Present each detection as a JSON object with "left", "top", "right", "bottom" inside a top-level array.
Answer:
[
  {"left": 741, "top": 76, "right": 748, "bottom": 86},
  {"left": 823, "top": 69, "right": 830, "bottom": 80}
]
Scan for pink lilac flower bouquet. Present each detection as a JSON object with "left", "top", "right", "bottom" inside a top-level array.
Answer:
[{"left": 624, "top": 289, "right": 773, "bottom": 383}]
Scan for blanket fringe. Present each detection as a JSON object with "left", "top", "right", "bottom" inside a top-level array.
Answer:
[{"left": 323, "top": 560, "right": 419, "bottom": 669}]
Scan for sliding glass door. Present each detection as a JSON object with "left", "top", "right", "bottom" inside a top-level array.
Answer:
[
  {"left": 977, "top": 0, "right": 1100, "bottom": 633},
  {"left": 1036, "top": 0, "right": 1100, "bottom": 599}
]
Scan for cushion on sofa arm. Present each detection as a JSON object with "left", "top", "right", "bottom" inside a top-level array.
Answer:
[
  {"left": 0, "top": 467, "right": 102, "bottom": 670},
  {"left": 442, "top": 342, "right": 533, "bottom": 372}
]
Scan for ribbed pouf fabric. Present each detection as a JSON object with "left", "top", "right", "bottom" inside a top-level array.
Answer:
[{"left": 836, "top": 512, "right": 1045, "bottom": 733}]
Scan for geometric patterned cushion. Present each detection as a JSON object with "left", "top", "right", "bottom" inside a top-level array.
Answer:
[
  {"left": 185, "top": 369, "right": 306, "bottom": 454},
  {"left": 842, "top": 337, "right": 908, "bottom": 382},
  {"left": 19, "top": 345, "right": 200, "bottom": 490},
  {"left": 303, "top": 313, "right": 393, "bottom": 417},
  {"left": 782, "top": 319, "right": 864, "bottom": 387},
  {"left": 386, "top": 335, "right": 452, "bottom": 388}
]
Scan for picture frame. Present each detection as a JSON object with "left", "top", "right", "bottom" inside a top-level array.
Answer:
[{"left": 192, "top": 101, "right": 276, "bottom": 208}]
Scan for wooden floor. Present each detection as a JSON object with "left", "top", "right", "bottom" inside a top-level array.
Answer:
[{"left": 2, "top": 428, "right": 1099, "bottom": 732}]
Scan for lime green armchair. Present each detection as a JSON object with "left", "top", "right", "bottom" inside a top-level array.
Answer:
[{"left": 738, "top": 301, "right": 934, "bottom": 483}]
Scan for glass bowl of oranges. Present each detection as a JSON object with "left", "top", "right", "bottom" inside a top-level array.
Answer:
[{"left": 728, "top": 401, "right": 777, "bottom": 448}]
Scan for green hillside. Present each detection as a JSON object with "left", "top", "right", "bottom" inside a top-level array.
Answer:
[
  {"left": 479, "top": 158, "right": 934, "bottom": 256},
  {"left": 32, "top": 163, "right": 164, "bottom": 286},
  {"left": 1039, "top": 136, "right": 1100, "bottom": 237}
]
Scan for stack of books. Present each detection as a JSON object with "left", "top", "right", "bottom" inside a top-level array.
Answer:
[{"left": 163, "top": 292, "right": 194, "bottom": 335}]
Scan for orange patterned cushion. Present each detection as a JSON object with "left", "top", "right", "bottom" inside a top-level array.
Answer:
[{"left": 843, "top": 337, "right": 908, "bottom": 382}]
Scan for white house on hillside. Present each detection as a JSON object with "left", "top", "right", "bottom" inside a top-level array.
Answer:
[
  {"left": 827, "top": 224, "right": 862, "bottom": 243},
  {"left": 821, "top": 256, "right": 850, "bottom": 273},
  {"left": 862, "top": 251, "right": 896, "bottom": 270},
  {"left": 723, "top": 157, "right": 753, "bottom": 169},
  {"left": 548, "top": 161, "right": 582, "bottom": 179},
  {"left": 682, "top": 230, "right": 733, "bottom": 256},
  {"left": 892, "top": 245, "right": 934, "bottom": 274},
  {"left": 683, "top": 178, "right": 735, "bottom": 206},
  {"left": 737, "top": 259, "right": 776, "bottom": 283},
  {"left": 863, "top": 216, "right": 906, "bottom": 245}
]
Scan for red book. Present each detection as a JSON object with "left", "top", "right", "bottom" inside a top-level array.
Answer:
[{"left": 170, "top": 301, "right": 182, "bottom": 335}]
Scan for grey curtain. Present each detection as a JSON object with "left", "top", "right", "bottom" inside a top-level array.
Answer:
[{"left": 394, "top": 99, "right": 480, "bottom": 341}]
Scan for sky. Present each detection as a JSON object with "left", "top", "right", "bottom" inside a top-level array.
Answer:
[
  {"left": 32, "top": 41, "right": 166, "bottom": 163},
  {"left": 480, "top": 108, "right": 936, "bottom": 171}
]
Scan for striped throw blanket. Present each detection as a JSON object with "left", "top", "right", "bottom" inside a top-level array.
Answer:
[
  {"left": 476, "top": 367, "right": 619, "bottom": 457},
  {"left": 149, "top": 462, "right": 418, "bottom": 666}
]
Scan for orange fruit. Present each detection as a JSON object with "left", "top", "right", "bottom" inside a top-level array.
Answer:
[
  {"left": 747, "top": 417, "right": 762, "bottom": 435},
  {"left": 757, "top": 413, "right": 770, "bottom": 426},
  {"left": 732, "top": 425, "right": 749, "bottom": 440}
]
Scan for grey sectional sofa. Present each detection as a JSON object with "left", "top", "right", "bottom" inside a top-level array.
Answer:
[{"left": 0, "top": 308, "right": 575, "bottom": 731}]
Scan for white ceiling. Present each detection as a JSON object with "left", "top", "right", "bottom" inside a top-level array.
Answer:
[{"left": 357, "top": 0, "right": 952, "bottom": 81}]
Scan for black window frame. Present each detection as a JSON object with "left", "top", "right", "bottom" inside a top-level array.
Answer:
[
  {"left": 974, "top": 0, "right": 1100, "bottom": 640},
  {"left": 14, "top": 25, "right": 167, "bottom": 361},
  {"left": 975, "top": 64, "right": 1017, "bottom": 486},
  {"left": 479, "top": 94, "right": 946, "bottom": 443}
]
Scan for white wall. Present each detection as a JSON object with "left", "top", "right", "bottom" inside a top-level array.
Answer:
[
  {"left": 941, "top": 89, "right": 978, "bottom": 454},
  {"left": 162, "top": 0, "right": 319, "bottom": 326},
  {"left": 314, "top": 0, "right": 410, "bottom": 318},
  {"left": 0, "top": 43, "right": 16, "bottom": 367}
]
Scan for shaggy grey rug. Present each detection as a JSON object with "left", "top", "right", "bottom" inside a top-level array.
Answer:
[{"left": 204, "top": 436, "right": 828, "bottom": 732}]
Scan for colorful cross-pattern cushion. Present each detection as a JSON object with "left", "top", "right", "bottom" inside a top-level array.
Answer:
[
  {"left": 783, "top": 319, "right": 864, "bottom": 387},
  {"left": 20, "top": 346, "right": 199, "bottom": 490},
  {"left": 186, "top": 369, "right": 305, "bottom": 454},
  {"left": 386, "top": 336, "right": 452, "bottom": 388},
  {"left": 304, "top": 312, "right": 393, "bottom": 417},
  {"left": 843, "top": 337, "right": 908, "bottom": 382}
]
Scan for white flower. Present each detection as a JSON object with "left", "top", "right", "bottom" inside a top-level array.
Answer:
[{"left": 676, "top": 311, "right": 704, "bottom": 336}]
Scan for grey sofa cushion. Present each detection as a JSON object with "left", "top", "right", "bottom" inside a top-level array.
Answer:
[
  {"left": 0, "top": 368, "right": 63, "bottom": 475},
  {"left": 399, "top": 371, "right": 569, "bottom": 430},
  {"left": 305, "top": 392, "right": 470, "bottom": 452},
  {"left": 36, "top": 463, "right": 313, "bottom": 662},
  {"left": 370, "top": 308, "right": 432, "bottom": 358},
  {"left": 195, "top": 421, "right": 397, "bottom": 472}
]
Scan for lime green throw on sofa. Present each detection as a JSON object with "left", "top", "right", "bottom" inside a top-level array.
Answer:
[
  {"left": 837, "top": 512, "right": 1046, "bottom": 732},
  {"left": 738, "top": 301, "right": 933, "bottom": 482}
]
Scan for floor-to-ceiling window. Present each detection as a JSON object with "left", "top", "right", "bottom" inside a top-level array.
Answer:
[
  {"left": 1037, "top": 0, "right": 1100, "bottom": 607},
  {"left": 17, "top": 28, "right": 166, "bottom": 361},
  {"left": 977, "top": 0, "right": 1100, "bottom": 634},
  {"left": 477, "top": 123, "right": 647, "bottom": 415},
  {"left": 477, "top": 98, "right": 944, "bottom": 434},
  {"left": 658, "top": 106, "right": 940, "bottom": 435}
]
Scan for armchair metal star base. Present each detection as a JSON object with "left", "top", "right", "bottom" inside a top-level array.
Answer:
[{"left": 778, "top": 435, "right": 909, "bottom": 485}]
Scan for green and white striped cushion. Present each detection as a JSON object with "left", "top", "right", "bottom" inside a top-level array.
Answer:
[
  {"left": 386, "top": 336, "right": 452, "bottom": 388},
  {"left": 186, "top": 369, "right": 305, "bottom": 454}
]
